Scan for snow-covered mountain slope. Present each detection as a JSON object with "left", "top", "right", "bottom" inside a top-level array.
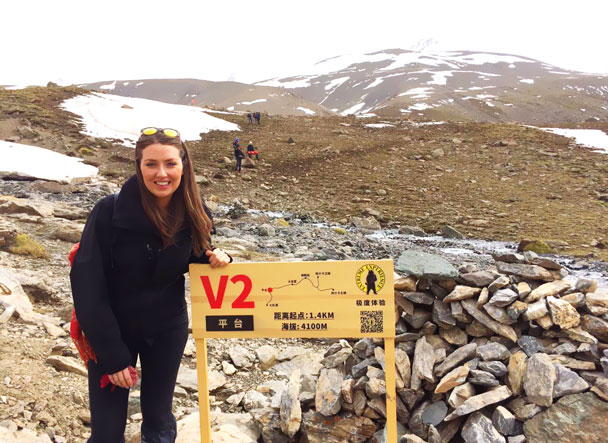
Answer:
[
  {"left": 80, "top": 49, "right": 608, "bottom": 124},
  {"left": 256, "top": 49, "right": 608, "bottom": 123},
  {"left": 81, "top": 79, "right": 335, "bottom": 117}
]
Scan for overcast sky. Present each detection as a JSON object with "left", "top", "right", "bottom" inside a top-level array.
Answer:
[{"left": 3, "top": 0, "right": 607, "bottom": 87}]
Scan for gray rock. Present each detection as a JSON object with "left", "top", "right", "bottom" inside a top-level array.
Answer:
[
  {"left": 492, "top": 406, "right": 518, "bottom": 436},
  {"left": 411, "top": 337, "right": 436, "bottom": 390},
  {"left": 517, "top": 336, "right": 544, "bottom": 357},
  {"left": 447, "top": 382, "right": 476, "bottom": 409},
  {"left": 421, "top": 401, "right": 448, "bottom": 426},
  {"left": 552, "top": 342, "right": 578, "bottom": 355},
  {"left": 492, "top": 253, "right": 525, "bottom": 264},
  {"left": 434, "top": 342, "right": 477, "bottom": 377},
  {"left": 45, "top": 356, "right": 87, "bottom": 377},
  {"left": 495, "top": 262, "right": 553, "bottom": 281},
  {"left": 396, "top": 250, "right": 458, "bottom": 279},
  {"left": 468, "top": 369, "right": 499, "bottom": 387},
  {"left": 483, "top": 304, "right": 515, "bottom": 325},
  {"left": 451, "top": 301, "right": 473, "bottom": 323},
  {"left": 552, "top": 364, "right": 589, "bottom": 397},
  {"left": 315, "top": 368, "right": 343, "bottom": 416},
  {"left": 462, "top": 412, "right": 506, "bottom": 443},
  {"left": 443, "top": 225, "right": 464, "bottom": 239},
  {"left": 243, "top": 390, "right": 270, "bottom": 410},
  {"left": 507, "top": 397, "right": 542, "bottom": 421},
  {"left": 460, "top": 271, "right": 497, "bottom": 287},
  {"left": 402, "top": 291, "right": 435, "bottom": 305},
  {"left": 444, "top": 285, "right": 482, "bottom": 302},
  {"left": 479, "top": 360, "right": 508, "bottom": 377},
  {"left": 258, "top": 223, "right": 276, "bottom": 237},
  {"left": 476, "top": 342, "right": 511, "bottom": 361},
  {"left": 176, "top": 366, "right": 200, "bottom": 392},
  {"left": 488, "top": 289, "right": 519, "bottom": 307},
  {"left": 228, "top": 344, "right": 256, "bottom": 368},
  {"left": 524, "top": 353, "right": 556, "bottom": 407},
  {"left": 523, "top": 299, "right": 548, "bottom": 321},
  {"left": 488, "top": 276, "right": 510, "bottom": 293},
  {"left": 403, "top": 308, "right": 432, "bottom": 329},
  {"left": 461, "top": 299, "right": 518, "bottom": 342},
  {"left": 433, "top": 299, "right": 456, "bottom": 327},
  {"left": 280, "top": 369, "right": 302, "bottom": 438},
  {"left": 445, "top": 385, "right": 512, "bottom": 421}
]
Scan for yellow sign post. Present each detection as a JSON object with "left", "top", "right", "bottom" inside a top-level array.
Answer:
[{"left": 189, "top": 259, "right": 396, "bottom": 442}]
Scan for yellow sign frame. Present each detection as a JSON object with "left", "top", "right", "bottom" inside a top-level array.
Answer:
[{"left": 189, "top": 259, "right": 397, "bottom": 442}]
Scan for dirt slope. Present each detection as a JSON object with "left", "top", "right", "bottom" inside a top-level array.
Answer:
[{"left": 1, "top": 86, "right": 607, "bottom": 260}]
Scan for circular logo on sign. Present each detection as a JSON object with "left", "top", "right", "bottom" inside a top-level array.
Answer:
[{"left": 355, "top": 264, "right": 386, "bottom": 294}]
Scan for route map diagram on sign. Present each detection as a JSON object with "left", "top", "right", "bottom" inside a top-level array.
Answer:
[{"left": 262, "top": 271, "right": 349, "bottom": 306}]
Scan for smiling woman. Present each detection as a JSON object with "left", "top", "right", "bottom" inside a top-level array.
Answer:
[{"left": 70, "top": 127, "right": 232, "bottom": 442}]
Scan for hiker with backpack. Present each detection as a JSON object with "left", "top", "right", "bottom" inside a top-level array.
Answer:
[
  {"left": 254, "top": 111, "right": 261, "bottom": 125},
  {"left": 234, "top": 143, "right": 245, "bottom": 171},
  {"left": 70, "top": 127, "right": 231, "bottom": 442}
]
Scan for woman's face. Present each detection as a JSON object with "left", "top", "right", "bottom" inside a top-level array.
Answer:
[{"left": 140, "top": 143, "right": 183, "bottom": 208}]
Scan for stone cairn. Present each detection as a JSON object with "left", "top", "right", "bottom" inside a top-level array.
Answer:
[{"left": 247, "top": 250, "right": 608, "bottom": 443}]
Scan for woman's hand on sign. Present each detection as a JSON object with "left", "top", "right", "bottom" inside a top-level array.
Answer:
[
  {"left": 108, "top": 367, "right": 134, "bottom": 389},
  {"left": 206, "top": 248, "right": 230, "bottom": 268}
]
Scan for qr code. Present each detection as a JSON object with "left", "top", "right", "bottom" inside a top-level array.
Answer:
[{"left": 360, "top": 310, "right": 383, "bottom": 333}]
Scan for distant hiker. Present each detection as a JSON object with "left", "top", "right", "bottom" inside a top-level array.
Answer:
[
  {"left": 254, "top": 111, "right": 261, "bottom": 125},
  {"left": 234, "top": 145, "right": 245, "bottom": 171},
  {"left": 233, "top": 137, "right": 240, "bottom": 151},
  {"left": 247, "top": 113, "right": 253, "bottom": 124},
  {"left": 247, "top": 141, "right": 255, "bottom": 158},
  {"left": 366, "top": 270, "right": 378, "bottom": 295}
]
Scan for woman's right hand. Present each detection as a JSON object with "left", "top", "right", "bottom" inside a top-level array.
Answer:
[{"left": 108, "top": 367, "right": 134, "bottom": 389}]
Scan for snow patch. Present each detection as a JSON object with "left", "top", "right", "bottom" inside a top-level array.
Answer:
[
  {"left": 0, "top": 140, "right": 97, "bottom": 182},
  {"left": 539, "top": 128, "right": 608, "bottom": 154},
  {"left": 519, "top": 79, "right": 535, "bottom": 84},
  {"left": 257, "top": 78, "right": 311, "bottom": 88},
  {"left": 427, "top": 71, "right": 454, "bottom": 85},
  {"left": 237, "top": 99, "right": 267, "bottom": 105},
  {"left": 340, "top": 102, "right": 366, "bottom": 116},
  {"left": 398, "top": 87, "right": 434, "bottom": 98},
  {"left": 61, "top": 93, "right": 239, "bottom": 147},
  {"left": 325, "top": 76, "right": 350, "bottom": 91},
  {"left": 409, "top": 103, "right": 433, "bottom": 110},
  {"left": 365, "top": 123, "right": 394, "bottom": 128},
  {"left": 364, "top": 78, "right": 384, "bottom": 89},
  {"left": 296, "top": 107, "right": 315, "bottom": 115},
  {"left": 99, "top": 80, "right": 117, "bottom": 90}
]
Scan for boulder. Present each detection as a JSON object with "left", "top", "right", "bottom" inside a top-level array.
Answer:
[
  {"left": 523, "top": 393, "right": 608, "bottom": 443},
  {"left": 396, "top": 251, "right": 458, "bottom": 279}
]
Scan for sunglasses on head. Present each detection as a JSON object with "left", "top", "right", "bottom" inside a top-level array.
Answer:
[{"left": 140, "top": 127, "right": 180, "bottom": 138}]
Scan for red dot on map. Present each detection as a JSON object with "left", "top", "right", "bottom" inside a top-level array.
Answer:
[{"left": 268, "top": 287, "right": 273, "bottom": 293}]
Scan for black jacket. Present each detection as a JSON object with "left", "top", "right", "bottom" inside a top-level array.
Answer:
[{"left": 70, "top": 175, "right": 211, "bottom": 374}]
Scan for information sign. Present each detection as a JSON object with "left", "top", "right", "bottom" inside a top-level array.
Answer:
[{"left": 189, "top": 259, "right": 396, "bottom": 442}]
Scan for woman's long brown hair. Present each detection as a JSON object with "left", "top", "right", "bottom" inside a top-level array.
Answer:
[{"left": 134, "top": 132, "right": 212, "bottom": 256}]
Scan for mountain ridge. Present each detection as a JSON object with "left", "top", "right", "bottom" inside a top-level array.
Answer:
[{"left": 79, "top": 48, "right": 608, "bottom": 124}]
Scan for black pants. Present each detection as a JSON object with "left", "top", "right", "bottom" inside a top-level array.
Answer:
[
  {"left": 87, "top": 322, "right": 188, "bottom": 443},
  {"left": 235, "top": 158, "right": 242, "bottom": 171}
]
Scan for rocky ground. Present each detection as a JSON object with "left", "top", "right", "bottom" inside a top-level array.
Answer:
[{"left": 1, "top": 86, "right": 608, "bottom": 442}]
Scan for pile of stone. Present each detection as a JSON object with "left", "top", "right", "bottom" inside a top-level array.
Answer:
[{"left": 231, "top": 250, "right": 608, "bottom": 443}]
